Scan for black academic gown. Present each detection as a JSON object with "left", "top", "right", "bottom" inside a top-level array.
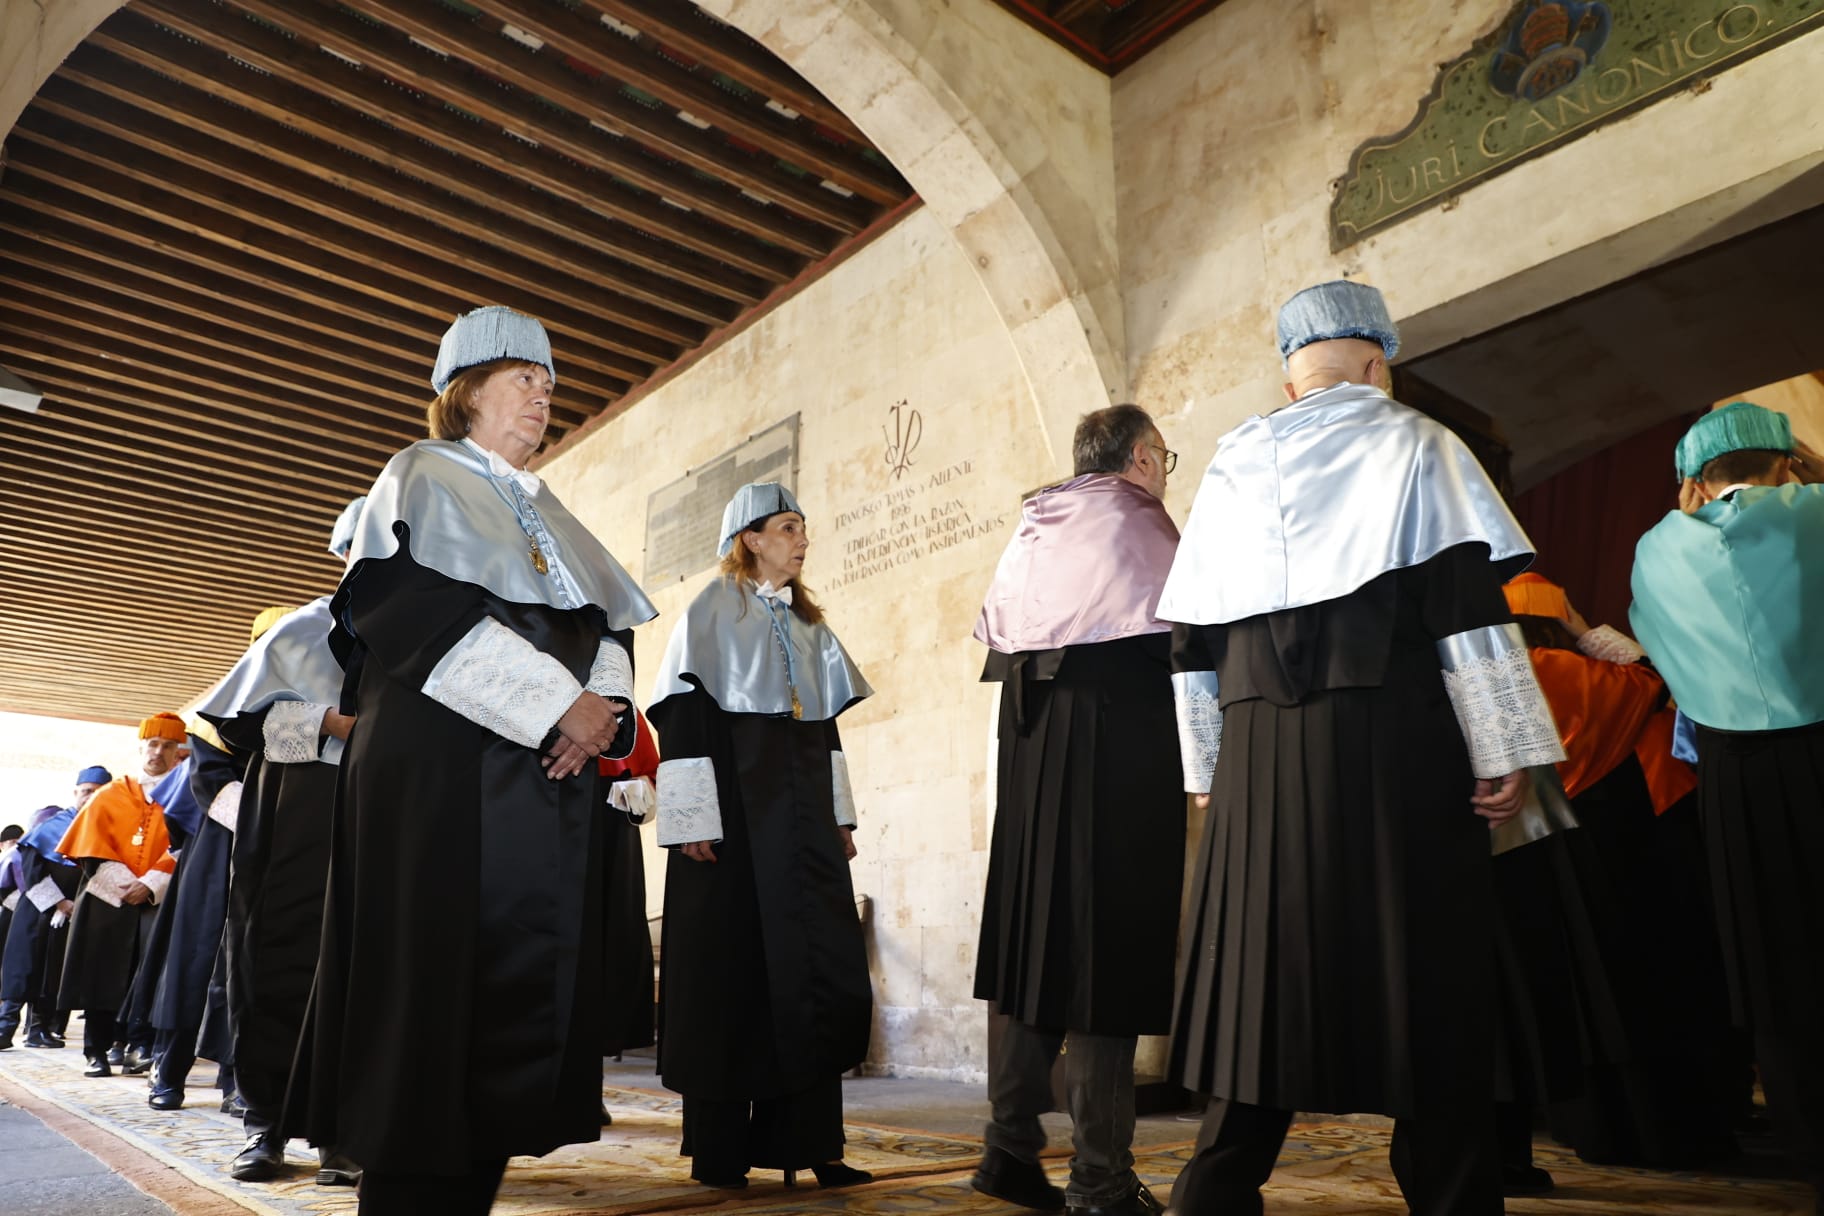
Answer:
[
  {"left": 974, "top": 633, "right": 1185, "bottom": 1036},
  {"left": 1542, "top": 765, "right": 1739, "bottom": 1165},
  {"left": 58, "top": 863, "right": 160, "bottom": 1016},
  {"left": 305, "top": 546, "right": 632, "bottom": 1174},
  {"left": 144, "top": 739, "right": 240, "bottom": 1049},
  {"left": 216, "top": 706, "right": 339, "bottom": 1133},
  {"left": 653, "top": 685, "right": 871, "bottom": 1154},
  {"left": 1169, "top": 542, "right": 1507, "bottom": 1120},
  {"left": 120, "top": 806, "right": 197, "bottom": 1038},
  {"left": 599, "top": 790, "right": 654, "bottom": 1057},
  {"left": 0, "top": 844, "right": 80, "bottom": 1007}
]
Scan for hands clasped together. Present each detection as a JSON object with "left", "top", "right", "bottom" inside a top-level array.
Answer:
[{"left": 542, "top": 691, "right": 629, "bottom": 781}]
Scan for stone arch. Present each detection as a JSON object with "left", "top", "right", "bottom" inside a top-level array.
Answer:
[
  {"left": 0, "top": 0, "right": 127, "bottom": 136},
  {"left": 697, "top": 0, "right": 1124, "bottom": 465}
]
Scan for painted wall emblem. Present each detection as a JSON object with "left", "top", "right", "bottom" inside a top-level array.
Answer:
[
  {"left": 1489, "top": 2, "right": 1612, "bottom": 100},
  {"left": 1330, "top": 0, "right": 1824, "bottom": 250}
]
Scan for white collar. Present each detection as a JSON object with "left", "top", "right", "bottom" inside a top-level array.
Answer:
[
  {"left": 463, "top": 438, "right": 541, "bottom": 495},
  {"left": 1716, "top": 483, "right": 1756, "bottom": 501}
]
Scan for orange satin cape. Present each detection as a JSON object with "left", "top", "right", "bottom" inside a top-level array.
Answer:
[
  {"left": 55, "top": 776, "right": 177, "bottom": 877},
  {"left": 1529, "top": 648, "right": 1697, "bottom": 814},
  {"left": 597, "top": 709, "right": 659, "bottom": 782}
]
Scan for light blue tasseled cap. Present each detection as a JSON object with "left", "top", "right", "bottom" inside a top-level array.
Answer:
[
  {"left": 1675, "top": 401, "right": 1793, "bottom": 480},
  {"left": 430, "top": 305, "right": 557, "bottom": 394},
  {"left": 328, "top": 495, "right": 367, "bottom": 558},
  {"left": 718, "top": 482, "right": 804, "bottom": 557},
  {"left": 1276, "top": 279, "right": 1401, "bottom": 363}
]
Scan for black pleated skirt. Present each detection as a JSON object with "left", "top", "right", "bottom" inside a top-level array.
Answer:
[
  {"left": 1168, "top": 682, "right": 1496, "bottom": 1119},
  {"left": 1694, "top": 721, "right": 1824, "bottom": 1040}
]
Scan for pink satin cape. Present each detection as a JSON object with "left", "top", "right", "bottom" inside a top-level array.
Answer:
[{"left": 974, "top": 473, "right": 1181, "bottom": 654}]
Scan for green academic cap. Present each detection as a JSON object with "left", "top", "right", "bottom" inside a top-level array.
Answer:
[{"left": 1674, "top": 401, "right": 1792, "bottom": 480}]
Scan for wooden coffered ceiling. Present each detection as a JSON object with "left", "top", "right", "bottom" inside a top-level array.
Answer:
[
  {"left": 0, "top": 0, "right": 914, "bottom": 725},
  {"left": 987, "top": 0, "right": 1226, "bottom": 72}
]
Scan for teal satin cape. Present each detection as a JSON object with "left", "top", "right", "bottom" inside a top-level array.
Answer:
[{"left": 1629, "top": 483, "right": 1824, "bottom": 731}]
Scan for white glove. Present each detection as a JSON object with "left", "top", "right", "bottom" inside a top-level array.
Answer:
[
  {"left": 50, "top": 910, "right": 69, "bottom": 929},
  {"left": 607, "top": 776, "right": 657, "bottom": 825}
]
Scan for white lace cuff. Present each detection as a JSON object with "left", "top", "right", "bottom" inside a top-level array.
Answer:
[
  {"left": 208, "top": 781, "right": 243, "bottom": 834},
  {"left": 1578, "top": 624, "right": 1646, "bottom": 666},
  {"left": 26, "top": 875, "right": 62, "bottom": 912},
  {"left": 86, "top": 860, "right": 138, "bottom": 908},
  {"left": 831, "top": 750, "right": 858, "bottom": 828},
  {"left": 2, "top": 890, "right": 16, "bottom": 912},
  {"left": 607, "top": 775, "right": 657, "bottom": 825},
  {"left": 422, "top": 618, "right": 583, "bottom": 749},
  {"left": 1172, "top": 670, "right": 1223, "bottom": 794},
  {"left": 264, "top": 700, "right": 331, "bottom": 763},
  {"left": 585, "top": 639, "right": 634, "bottom": 702},
  {"left": 655, "top": 756, "right": 724, "bottom": 847},
  {"left": 139, "top": 865, "right": 172, "bottom": 903},
  {"left": 1438, "top": 624, "right": 1567, "bottom": 779}
]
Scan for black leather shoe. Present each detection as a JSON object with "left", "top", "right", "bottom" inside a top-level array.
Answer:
[
  {"left": 121, "top": 1047, "right": 153, "bottom": 1076},
  {"left": 148, "top": 1088, "right": 184, "bottom": 1111},
  {"left": 811, "top": 1161, "right": 874, "bottom": 1189},
  {"left": 106, "top": 1046, "right": 125, "bottom": 1067},
  {"left": 23, "top": 1029, "right": 61, "bottom": 1049},
  {"left": 972, "top": 1147, "right": 1065, "bottom": 1212},
  {"left": 230, "top": 1131, "right": 286, "bottom": 1182},
  {"left": 1075, "top": 1183, "right": 1164, "bottom": 1216},
  {"left": 1502, "top": 1164, "right": 1554, "bottom": 1196},
  {"left": 83, "top": 1056, "right": 112, "bottom": 1077},
  {"left": 221, "top": 1091, "right": 248, "bottom": 1118},
  {"left": 0, "top": 1035, "right": 13, "bottom": 1051},
  {"left": 690, "top": 1168, "right": 748, "bottom": 1190},
  {"left": 600, "top": 1100, "right": 613, "bottom": 1126},
  {"left": 316, "top": 1149, "right": 361, "bottom": 1187}
]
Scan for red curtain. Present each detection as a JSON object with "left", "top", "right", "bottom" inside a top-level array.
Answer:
[{"left": 1510, "top": 413, "right": 1696, "bottom": 636}]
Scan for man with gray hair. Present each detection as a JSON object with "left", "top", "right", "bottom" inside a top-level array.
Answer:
[
  {"left": 971, "top": 404, "right": 1183, "bottom": 1216},
  {"left": 1157, "top": 281, "right": 1561, "bottom": 1215}
]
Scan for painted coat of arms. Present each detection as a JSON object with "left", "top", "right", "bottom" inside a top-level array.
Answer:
[{"left": 1489, "top": 2, "right": 1613, "bottom": 100}]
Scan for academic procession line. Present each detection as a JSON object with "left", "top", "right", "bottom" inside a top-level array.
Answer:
[{"left": 2, "top": 285, "right": 1821, "bottom": 1216}]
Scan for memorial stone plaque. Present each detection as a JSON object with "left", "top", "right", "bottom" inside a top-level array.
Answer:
[{"left": 644, "top": 415, "right": 799, "bottom": 582}]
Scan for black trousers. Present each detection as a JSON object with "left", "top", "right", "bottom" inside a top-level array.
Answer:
[
  {"left": 984, "top": 1017, "right": 1139, "bottom": 1206},
  {"left": 681, "top": 1076, "right": 844, "bottom": 1177},
  {"left": 1171, "top": 1098, "right": 1501, "bottom": 1216},
  {"left": 359, "top": 1158, "right": 507, "bottom": 1216},
  {"left": 151, "top": 1026, "right": 198, "bottom": 1099},
  {"left": 82, "top": 1009, "right": 117, "bottom": 1059}
]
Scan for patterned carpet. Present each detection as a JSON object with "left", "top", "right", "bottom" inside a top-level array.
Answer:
[{"left": 0, "top": 1042, "right": 1813, "bottom": 1214}]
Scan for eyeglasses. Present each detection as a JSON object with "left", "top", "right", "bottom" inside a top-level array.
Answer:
[{"left": 1148, "top": 444, "right": 1178, "bottom": 475}]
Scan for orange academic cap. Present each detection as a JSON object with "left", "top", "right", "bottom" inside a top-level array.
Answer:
[
  {"left": 1503, "top": 572, "right": 1569, "bottom": 620},
  {"left": 137, "top": 711, "right": 187, "bottom": 742}
]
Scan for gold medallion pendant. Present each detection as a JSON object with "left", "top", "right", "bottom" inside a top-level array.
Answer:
[
  {"left": 790, "top": 688, "right": 804, "bottom": 720},
  {"left": 131, "top": 829, "right": 145, "bottom": 847},
  {"left": 529, "top": 537, "right": 549, "bottom": 575}
]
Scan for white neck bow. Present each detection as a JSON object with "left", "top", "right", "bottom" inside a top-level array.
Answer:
[
  {"left": 467, "top": 439, "right": 541, "bottom": 495},
  {"left": 754, "top": 580, "right": 794, "bottom": 606}
]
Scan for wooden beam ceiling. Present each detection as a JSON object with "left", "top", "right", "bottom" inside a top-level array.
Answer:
[
  {"left": 0, "top": 0, "right": 915, "bottom": 725},
  {"left": 985, "top": 0, "right": 1226, "bottom": 72}
]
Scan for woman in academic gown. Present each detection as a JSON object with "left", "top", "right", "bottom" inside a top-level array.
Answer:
[
  {"left": 304, "top": 307, "right": 656, "bottom": 1215},
  {"left": 651, "top": 482, "right": 874, "bottom": 1192}
]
